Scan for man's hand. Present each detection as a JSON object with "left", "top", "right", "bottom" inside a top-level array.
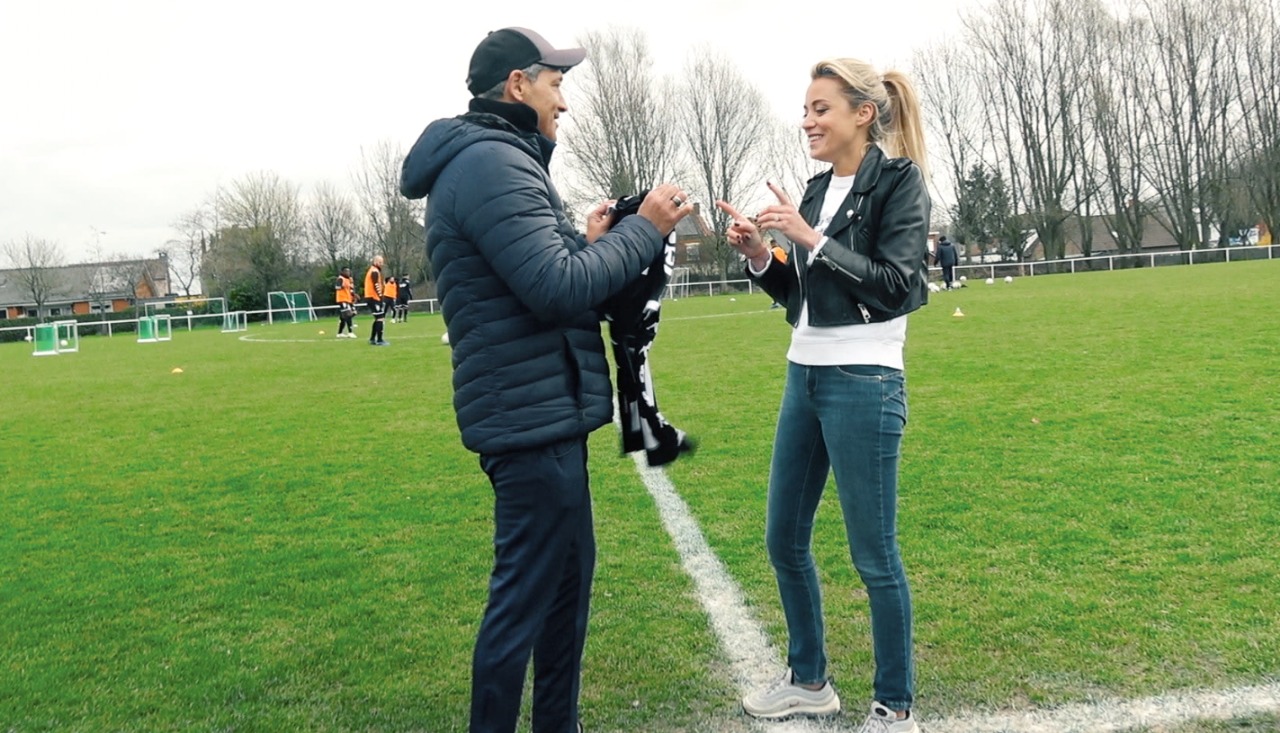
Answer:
[
  {"left": 637, "top": 183, "right": 693, "bottom": 235},
  {"left": 585, "top": 200, "right": 617, "bottom": 244}
]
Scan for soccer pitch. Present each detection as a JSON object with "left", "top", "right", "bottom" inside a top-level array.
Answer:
[{"left": 2, "top": 260, "right": 1278, "bottom": 732}]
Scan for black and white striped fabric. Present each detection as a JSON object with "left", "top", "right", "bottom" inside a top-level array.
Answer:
[{"left": 602, "top": 192, "right": 695, "bottom": 467}]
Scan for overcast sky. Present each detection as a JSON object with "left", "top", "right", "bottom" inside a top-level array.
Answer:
[{"left": 1, "top": 0, "right": 971, "bottom": 264}]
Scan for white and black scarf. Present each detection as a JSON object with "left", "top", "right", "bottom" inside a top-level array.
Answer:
[{"left": 602, "top": 192, "right": 695, "bottom": 467}]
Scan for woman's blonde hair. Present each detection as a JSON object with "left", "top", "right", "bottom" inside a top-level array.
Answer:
[{"left": 810, "top": 58, "right": 928, "bottom": 177}]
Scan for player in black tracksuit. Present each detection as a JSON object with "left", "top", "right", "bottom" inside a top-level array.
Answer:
[{"left": 394, "top": 274, "right": 413, "bottom": 322}]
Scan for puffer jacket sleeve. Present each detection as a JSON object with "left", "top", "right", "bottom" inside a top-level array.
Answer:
[
  {"left": 450, "top": 141, "right": 664, "bottom": 323},
  {"left": 813, "top": 163, "right": 931, "bottom": 313}
]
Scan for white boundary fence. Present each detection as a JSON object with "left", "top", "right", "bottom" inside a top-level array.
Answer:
[
  {"left": 663, "top": 243, "right": 1278, "bottom": 298},
  {"left": 949, "top": 243, "right": 1277, "bottom": 281},
  {"left": 0, "top": 299, "right": 445, "bottom": 340},
  {"left": 3, "top": 247, "right": 1274, "bottom": 342}
]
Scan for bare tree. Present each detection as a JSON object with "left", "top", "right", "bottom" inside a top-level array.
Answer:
[
  {"left": 1086, "top": 7, "right": 1156, "bottom": 254},
  {"left": 1141, "top": 0, "right": 1241, "bottom": 249},
  {"left": 354, "top": 140, "right": 426, "bottom": 281},
  {"left": 677, "top": 49, "right": 776, "bottom": 279},
  {"left": 1062, "top": 0, "right": 1114, "bottom": 257},
  {"left": 167, "top": 205, "right": 212, "bottom": 296},
  {"left": 1233, "top": 0, "right": 1280, "bottom": 245},
  {"left": 964, "top": 0, "right": 1094, "bottom": 262},
  {"left": 561, "top": 26, "right": 682, "bottom": 205},
  {"left": 206, "top": 171, "right": 306, "bottom": 296},
  {"left": 83, "top": 245, "right": 139, "bottom": 316},
  {"left": 308, "top": 180, "right": 360, "bottom": 270},
  {"left": 914, "top": 39, "right": 987, "bottom": 239},
  {"left": 3, "top": 235, "right": 65, "bottom": 321}
]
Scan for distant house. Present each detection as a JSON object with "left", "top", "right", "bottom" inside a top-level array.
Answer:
[
  {"left": 672, "top": 203, "right": 715, "bottom": 268},
  {"left": 1017, "top": 210, "right": 1279, "bottom": 261},
  {"left": 0, "top": 256, "right": 171, "bottom": 320},
  {"left": 1020, "top": 214, "right": 1181, "bottom": 260}
]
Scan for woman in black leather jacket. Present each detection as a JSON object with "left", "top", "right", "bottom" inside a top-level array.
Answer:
[{"left": 717, "top": 57, "right": 931, "bottom": 733}]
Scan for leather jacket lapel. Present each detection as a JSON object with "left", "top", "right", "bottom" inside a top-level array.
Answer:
[
  {"left": 818, "top": 147, "right": 885, "bottom": 243},
  {"left": 819, "top": 194, "right": 861, "bottom": 242}
]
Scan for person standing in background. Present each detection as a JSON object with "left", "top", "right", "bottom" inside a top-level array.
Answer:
[
  {"left": 933, "top": 234, "right": 958, "bottom": 289},
  {"left": 364, "top": 255, "right": 389, "bottom": 346},
  {"left": 395, "top": 273, "right": 413, "bottom": 322},
  {"left": 382, "top": 272, "right": 399, "bottom": 327},
  {"left": 334, "top": 266, "right": 357, "bottom": 338}
]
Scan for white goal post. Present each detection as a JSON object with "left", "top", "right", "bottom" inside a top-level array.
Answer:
[
  {"left": 144, "top": 296, "right": 226, "bottom": 319},
  {"left": 137, "top": 314, "right": 173, "bottom": 343},
  {"left": 222, "top": 311, "right": 248, "bottom": 333},
  {"left": 267, "top": 291, "right": 318, "bottom": 324},
  {"left": 665, "top": 267, "right": 691, "bottom": 300},
  {"left": 54, "top": 320, "right": 80, "bottom": 353}
]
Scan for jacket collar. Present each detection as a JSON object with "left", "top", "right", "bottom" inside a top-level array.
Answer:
[
  {"left": 464, "top": 98, "right": 557, "bottom": 169},
  {"left": 800, "top": 145, "right": 889, "bottom": 241},
  {"left": 803, "top": 145, "right": 887, "bottom": 202},
  {"left": 850, "top": 144, "right": 886, "bottom": 194}
]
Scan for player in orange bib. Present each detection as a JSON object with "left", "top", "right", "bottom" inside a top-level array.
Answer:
[
  {"left": 334, "top": 266, "right": 357, "bottom": 338},
  {"left": 364, "top": 255, "right": 389, "bottom": 346},
  {"left": 382, "top": 275, "right": 398, "bottom": 328}
]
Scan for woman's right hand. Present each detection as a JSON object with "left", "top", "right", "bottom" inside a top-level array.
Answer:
[{"left": 715, "top": 200, "right": 771, "bottom": 268}]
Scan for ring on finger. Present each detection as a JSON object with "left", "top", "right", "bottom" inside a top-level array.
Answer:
[{"left": 672, "top": 195, "right": 685, "bottom": 207}]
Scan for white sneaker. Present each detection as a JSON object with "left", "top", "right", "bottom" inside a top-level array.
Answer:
[
  {"left": 742, "top": 668, "right": 840, "bottom": 720},
  {"left": 854, "top": 701, "right": 919, "bottom": 733}
]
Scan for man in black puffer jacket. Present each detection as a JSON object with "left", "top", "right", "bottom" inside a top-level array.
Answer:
[{"left": 400, "top": 26, "right": 691, "bottom": 733}]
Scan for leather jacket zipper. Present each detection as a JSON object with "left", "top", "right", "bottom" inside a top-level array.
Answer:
[
  {"left": 816, "top": 250, "right": 863, "bottom": 283},
  {"left": 795, "top": 247, "right": 804, "bottom": 307}
]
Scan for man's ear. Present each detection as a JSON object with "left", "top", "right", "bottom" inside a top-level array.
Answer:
[{"left": 504, "top": 69, "right": 526, "bottom": 103}]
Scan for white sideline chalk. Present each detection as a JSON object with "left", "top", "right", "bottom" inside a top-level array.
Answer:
[{"left": 628, "top": 430, "right": 1280, "bottom": 732}]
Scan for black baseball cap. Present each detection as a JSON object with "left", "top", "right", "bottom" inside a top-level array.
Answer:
[{"left": 466, "top": 27, "right": 586, "bottom": 96}]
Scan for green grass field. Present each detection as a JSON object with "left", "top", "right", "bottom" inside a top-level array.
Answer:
[{"left": 2, "top": 259, "right": 1278, "bottom": 732}]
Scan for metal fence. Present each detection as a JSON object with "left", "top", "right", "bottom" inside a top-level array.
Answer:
[
  {"left": 5, "top": 245, "right": 1274, "bottom": 341},
  {"left": 0, "top": 299, "right": 444, "bottom": 340},
  {"left": 948, "top": 244, "right": 1277, "bottom": 281}
]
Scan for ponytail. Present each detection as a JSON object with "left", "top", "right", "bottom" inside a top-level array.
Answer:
[{"left": 881, "top": 71, "right": 928, "bottom": 177}]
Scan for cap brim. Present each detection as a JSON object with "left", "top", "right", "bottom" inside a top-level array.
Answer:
[{"left": 541, "top": 47, "right": 585, "bottom": 69}]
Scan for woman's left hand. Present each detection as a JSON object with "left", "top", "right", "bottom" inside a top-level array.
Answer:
[{"left": 756, "top": 181, "right": 822, "bottom": 250}]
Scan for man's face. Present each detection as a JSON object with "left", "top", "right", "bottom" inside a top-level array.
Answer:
[{"left": 515, "top": 68, "right": 568, "bottom": 141}]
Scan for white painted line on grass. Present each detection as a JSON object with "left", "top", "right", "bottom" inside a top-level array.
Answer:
[
  {"left": 662, "top": 308, "right": 776, "bottom": 322},
  {"left": 929, "top": 681, "right": 1280, "bottom": 732},
  {"left": 628, "top": 453, "right": 845, "bottom": 733},
  {"left": 628, "top": 453, "right": 1280, "bottom": 732},
  {"left": 237, "top": 332, "right": 439, "bottom": 343}
]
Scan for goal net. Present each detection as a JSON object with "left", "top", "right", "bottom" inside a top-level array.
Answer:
[
  {"left": 222, "top": 311, "right": 248, "bottom": 333},
  {"left": 267, "top": 291, "right": 317, "bottom": 324},
  {"left": 666, "top": 267, "right": 691, "bottom": 300}
]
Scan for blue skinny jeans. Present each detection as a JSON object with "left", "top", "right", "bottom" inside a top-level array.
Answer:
[{"left": 765, "top": 361, "right": 914, "bottom": 711}]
